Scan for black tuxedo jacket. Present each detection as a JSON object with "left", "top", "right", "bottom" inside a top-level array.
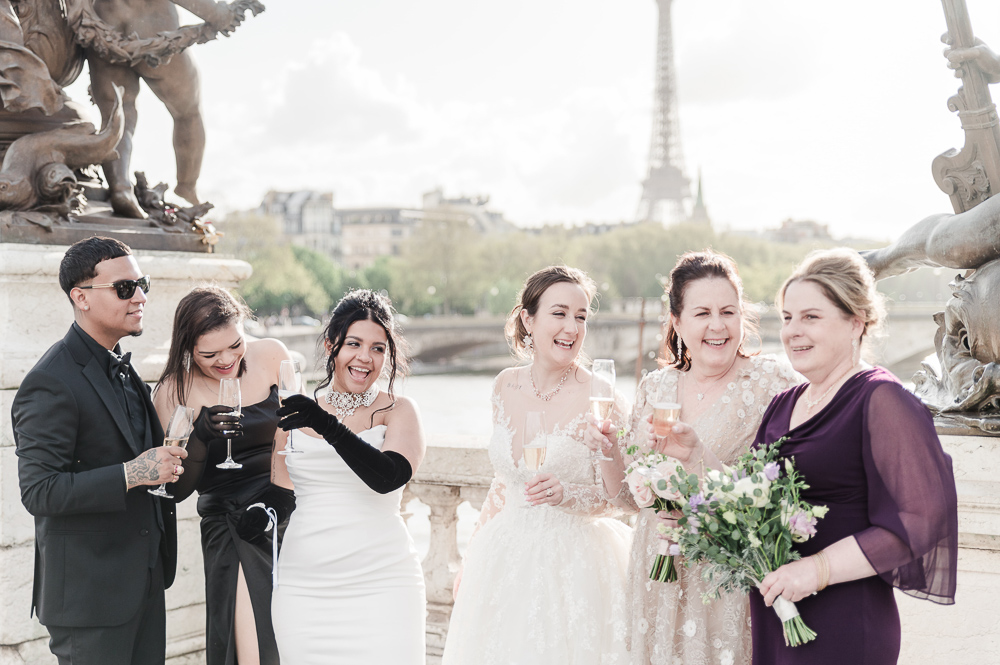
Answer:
[{"left": 12, "top": 325, "right": 177, "bottom": 628}]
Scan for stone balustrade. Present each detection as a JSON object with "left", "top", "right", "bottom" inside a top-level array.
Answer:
[{"left": 403, "top": 443, "right": 491, "bottom": 663}]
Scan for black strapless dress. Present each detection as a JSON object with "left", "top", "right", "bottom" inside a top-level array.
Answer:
[{"left": 196, "top": 386, "right": 285, "bottom": 665}]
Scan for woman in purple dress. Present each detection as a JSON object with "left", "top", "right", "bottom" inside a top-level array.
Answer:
[{"left": 656, "top": 248, "right": 958, "bottom": 664}]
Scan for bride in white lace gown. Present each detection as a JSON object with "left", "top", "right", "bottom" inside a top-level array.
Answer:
[
  {"left": 443, "top": 266, "right": 632, "bottom": 665},
  {"left": 588, "top": 252, "right": 798, "bottom": 665}
]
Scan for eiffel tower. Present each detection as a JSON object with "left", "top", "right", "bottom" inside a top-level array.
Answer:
[{"left": 636, "top": 0, "right": 690, "bottom": 224}]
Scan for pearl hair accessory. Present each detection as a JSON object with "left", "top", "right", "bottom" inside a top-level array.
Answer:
[{"left": 325, "top": 385, "right": 378, "bottom": 419}]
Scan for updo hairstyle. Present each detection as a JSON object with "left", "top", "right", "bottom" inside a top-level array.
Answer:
[
  {"left": 776, "top": 248, "right": 885, "bottom": 349},
  {"left": 505, "top": 265, "right": 597, "bottom": 361},
  {"left": 317, "top": 289, "right": 408, "bottom": 399}
]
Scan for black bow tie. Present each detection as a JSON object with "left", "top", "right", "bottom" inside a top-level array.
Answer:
[{"left": 109, "top": 352, "right": 132, "bottom": 381}]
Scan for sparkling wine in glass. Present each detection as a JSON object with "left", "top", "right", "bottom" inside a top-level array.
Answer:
[
  {"left": 653, "top": 374, "right": 684, "bottom": 438},
  {"left": 589, "top": 358, "right": 616, "bottom": 461},
  {"left": 522, "top": 411, "right": 547, "bottom": 472},
  {"left": 149, "top": 405, "right": 194, "bottom": 498},
  {"left": 277, "top": 359, "right": 304, "bottom": 455},
  {"left": 216, "top": 378, "right": 243, "bottom": 470}
]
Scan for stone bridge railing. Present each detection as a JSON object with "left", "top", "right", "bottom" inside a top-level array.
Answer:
[{"left": 402, "top": 444, "right": 491, "bottom": 662}]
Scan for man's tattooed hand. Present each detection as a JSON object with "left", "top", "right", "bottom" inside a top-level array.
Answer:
[{"left": 125, "top": 445, "right": 188, "bottom": 490}]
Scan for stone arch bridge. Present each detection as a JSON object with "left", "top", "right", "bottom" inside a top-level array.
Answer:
[{"left": 269, "top": 303, "right": 942, "bottom": 380}]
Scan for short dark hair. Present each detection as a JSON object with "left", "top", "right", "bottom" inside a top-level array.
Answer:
[
  {"left": 58, "top": 236, "right": 132, "bottom": 300},
  {"left": 158, "top": 286, "right": 253, "bottom": 406}
]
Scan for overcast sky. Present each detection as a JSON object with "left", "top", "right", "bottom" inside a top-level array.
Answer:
[{"left": 64, "top": 0, "right": 1000, "bottom": 240}]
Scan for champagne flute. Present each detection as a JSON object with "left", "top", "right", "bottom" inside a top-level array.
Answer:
[
  {"left": 216, "top": 378, "right": 243, "bottom": 469},
  {"left": 653, "top": 373, "right": 684, "bottom": 438},
  {"left": 522, "top": 411, "right": 547, "bottom": 472},
  {"left": 589, "top": 358, "right": 616, "bottom": 461},
  {"left": 148, "top": 405, "right": 194, "bottom": 498},
  {"left": 277, "top": 359, "right": 304, "bottom": 455}
]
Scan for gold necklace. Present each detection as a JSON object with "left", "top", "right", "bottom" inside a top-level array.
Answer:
[
  {"left": 529, "top": 364, "right": 574, "bottom": 401},
  {"left": 803, "top": 364, "right": 859, "bottom": 413}
]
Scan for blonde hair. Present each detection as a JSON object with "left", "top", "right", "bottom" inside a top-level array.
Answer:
[
  {"left": 505, "top": 265, "right": 597, "bottom": 360},
  {"left": 777, "top": 248, "right": 885, "bottom": 341}
]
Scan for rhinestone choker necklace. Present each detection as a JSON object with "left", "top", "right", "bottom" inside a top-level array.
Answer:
[{"left": 325, "top": 385, "right": 379, "bottom": 419}]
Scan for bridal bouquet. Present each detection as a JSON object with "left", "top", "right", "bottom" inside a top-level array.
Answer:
[
  {"left": 666, "top": 439, "right": 828, "bottom": 647},
  {"left": 624, "top": 448, "right": 686, "bottom": 583}
]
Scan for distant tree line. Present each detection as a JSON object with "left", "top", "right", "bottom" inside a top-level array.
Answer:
[{"left": 217, "top": 212, "right": 953, "bottom": 320}]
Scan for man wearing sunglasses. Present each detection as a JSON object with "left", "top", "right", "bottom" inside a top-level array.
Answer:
[{"left": 12, "top": 236, "right": 186, "bottom": 665}]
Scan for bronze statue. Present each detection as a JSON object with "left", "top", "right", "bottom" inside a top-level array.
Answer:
[
  {"left": 67, "top": 0, "right": 264, "bottom": 218},
  {"left": 0, "top": 85, "right": 122, "bottom": 212},
  {"left": 0, "top": 0, "right": 260, "bottom": 251},
  {"left": 863, "top": 0, "right": 1000, "bottom": 431}
]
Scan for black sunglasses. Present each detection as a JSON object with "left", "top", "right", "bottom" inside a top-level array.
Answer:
[{"left": 79, "top": 275, "right": 151, "bottom": 300}]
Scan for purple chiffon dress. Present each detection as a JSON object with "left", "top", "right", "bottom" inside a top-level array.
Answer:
[{"left": 750, "top": 367, "right": 957, "bottom": 665}]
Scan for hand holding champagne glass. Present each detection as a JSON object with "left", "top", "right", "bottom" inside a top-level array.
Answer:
[
  {"left": 522, "top": 411, "right": 547, "bottom": 471},
  {"left": 277, "top": 359, "right": 304, "bottom": 455},
  {"left": 217, "top": 378, "right": 243, "bottom": 470},
  {"left": 653, "top": 374, "right": 684, "bottom": 438},
  {"left": 149, "top": 405, "right": 194, "bottom": 498},
  {"left": 589, "top": 359, "right": 616, "bottom": 461}
]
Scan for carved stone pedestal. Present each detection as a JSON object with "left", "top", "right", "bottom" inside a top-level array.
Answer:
[
  {"left": 0, "top": 243, "right": 250, "bottom": 665},
  {"left": 897, "top": 432, "right": 1000, "bottom": 663}
]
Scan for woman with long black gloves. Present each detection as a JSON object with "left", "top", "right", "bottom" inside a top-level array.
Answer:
[{"left": 269, "top": 289, "right": 427, "bottom": 665}]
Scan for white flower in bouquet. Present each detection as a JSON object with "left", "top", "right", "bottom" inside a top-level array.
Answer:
[
  {"left": 626, "top": 466, "right": 656, "bottom": 508},
  {"left": 652, "top": 458, "right": 685, "bottom": 502}
]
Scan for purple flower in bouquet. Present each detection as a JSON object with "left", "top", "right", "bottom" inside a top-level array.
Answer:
[
  {"left": 688, "top": 493, "right": 707, "bottom": 511},
  {"left": 763, "top": 461, "right": 781, "bottom": 481},
  {"left": 788, "top": 511, "right": 818, "bottom": 542}
]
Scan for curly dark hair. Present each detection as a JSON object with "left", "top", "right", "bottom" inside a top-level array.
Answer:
[{"left": 316, "top": 290, "right": 408, "bottom": 416}]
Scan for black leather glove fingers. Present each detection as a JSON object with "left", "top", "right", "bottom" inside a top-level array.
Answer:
[
  {"left": 193, "top": 404, "right": 243, "bottom": 443},
  {"left": 277, "top": 394, "right": 337, "bottom": 435}
]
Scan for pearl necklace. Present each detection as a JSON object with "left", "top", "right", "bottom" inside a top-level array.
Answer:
[
  {"left": 325, "top": 385, "right": 378, "bottom": 419},
  {"left": 803, "top": 365, "right": 859, "bottom": 413},
  {"left": 529, "top": 364, "right": 574, "bottom": 402}
]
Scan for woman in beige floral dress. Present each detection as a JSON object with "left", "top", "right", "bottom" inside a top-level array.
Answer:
[{"left": 588, "top": 251, "right": 799, "bottom": 665}]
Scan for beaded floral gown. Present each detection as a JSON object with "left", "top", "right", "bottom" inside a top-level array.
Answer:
[
  {"left": 442, "top": 366, "right": 632, "bottom": 665},
  {"left": 616, "top": 355, "right": 798, "bottom": 665}
]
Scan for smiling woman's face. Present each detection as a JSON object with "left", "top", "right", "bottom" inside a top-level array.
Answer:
[
  {"left": 192, "top": 323, "right": 245, "bottom": 381},
  {"left": 332, "top": 319, "right": 388, "bottom": 393}
]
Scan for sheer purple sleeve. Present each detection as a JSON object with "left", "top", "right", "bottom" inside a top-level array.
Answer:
[{"left": 855, "top": 381, "right": 958, "bottom": 605}]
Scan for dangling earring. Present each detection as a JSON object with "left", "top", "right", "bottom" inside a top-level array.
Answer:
[
  {"left": 183, "top": 350, "right": 192, "bottom": 372},
  {"left": 523, "top": 333, "right": 534, "bottom": 354},
  {"left": 675, "top": 336, "right": 684, "bottom": 361},
  {"left": 851, "top": 337, "right": 860, "bottom": 366}
]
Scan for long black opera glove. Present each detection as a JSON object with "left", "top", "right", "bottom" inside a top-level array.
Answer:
[
  {"left": 277, "top": 394, "right": 413, "bottom": 494},
  {"left": 235, "top": 484, "right": 296, "bottom": 546},
  {"left": 171, "top": 405, "right": 243, "bottom": 503}
]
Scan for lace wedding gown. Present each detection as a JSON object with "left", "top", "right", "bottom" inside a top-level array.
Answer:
[
  {"left": 272, "top": 426, "right": 426, "bottom": 664},
  {"left": 616, "top": 355, "right": 798, "bottom": 665},
  {"left": 442, "top": 366, "right": 632, "bottom": 665}
]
